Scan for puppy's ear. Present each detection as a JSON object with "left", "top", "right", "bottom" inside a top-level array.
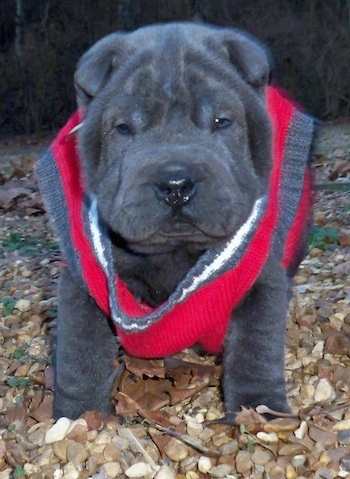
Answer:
[
  {"left": 222, "top": 29, "right": 273, "bottom": 89},
  {"left": 74, "top": 33, "right": 126, "bottom": 108}
]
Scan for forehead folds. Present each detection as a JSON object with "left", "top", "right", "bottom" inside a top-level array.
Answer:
[{"left": 103, "top": 26, "right": 246, "bottom": 128}]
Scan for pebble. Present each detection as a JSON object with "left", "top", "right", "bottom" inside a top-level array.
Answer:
[
  {"left": 198, "top": 427, "right": 215, "bottom": 442},
  {"left": 100, "top": 461, "right": 122, "bottom": 478},
  {"left": 309, "top": 425, "right": 337, "bottom": 446},
  {"left": 211, "top": 432, "right": 231, "bottom": 447},
  {"left": 208, "top": 464, "right": 234, "bottom": 478},
  {"left": 320, "top": 448, "right": 348, "bottom": 465},
  {"left": 45, "top": 418, "right": 71, "bottom": 444},
  {"left": 251, "top": 450, "right": 272, "bottom": 466},
  {"left": 314, "top": 467, "right": 336, "bottom": 479},
  {"left": 197, "top": 456, "right": 213, "bottom": 474},
  {"left": 154, "top": 464, "right": 176, "bottom": 479},
  {"left": 125, "top": 462, "right": 153, "bottom": 478},
  {"left": 179, "top": 457, "right": 198, "bottom": 475},
  {"left": 333, "top": 420, "right": 350, "bottom": 431},
  {"left": 264, "top": 418, "right": 299, "bottom": 433},
  {"left": 87, "top": 430, "right": 98, "bottom": 441},
  {"left": 218, "top": 439, "right": 239, "bottom": 455},
  {"left": 27, "top": 428, "right": 46, "bottom": 447},
  {"left": 235, "top": 450, "right": 253, "bottom": 473},
  {"left": 205, "top": 407, "right": 222, "bottom": 421},
  {"left": 340, "top": 455, "right": 350, "bottom": 472},
  {"left": 326, "top": 332, "right": 350, "bottom": 355},
  {"left": 62, "top": 462, "right": 83, "bottom": 479},
  {"left": 294, "top": 421, "right": 308, "bottom": 439},
  {"left": 278, "top": 443, "right": 306, "bottom": 456},
  {"left": 37, "top": 447, "right": 56, "bottom": 466},
  {"left": 112, "top": 435, "right": 129, "bottom": 451},
  {"left": 53, "top": 439, "right": 73, "bottom": 461},
  {"left": 103, "top": 441, "right": 122, "bottom": 461},
  {"left": 87, "top": 441, "right": 105, "bottom": 454},
  {"left": 256, "top": 431, "right": 279, "bottom": 443},
  {"left": 186, "top": 420, "right": 203, "bottom": 437},
  {"left": 338, "top": 430, "right": 350, "bottom": 445},
  {"left": 15, "top": 299, "right": 31, "bottom": 312},
  {"left": 311, "top": 340, "right": 324, "bottom": 358},
  {"left": 95, "top": 431, "right": 112, "bottom": 445},
  {"left": 86, "top": 453, "right": 106, "bottom": 473},
  {"left": 66, "top": 441, "right": 89, "bottom": 463},
  {"left": 300, "top": 383, "right": 315, "bottom": 400},
  {"left": 285, "top": 464, "right": 297, "bottom": 479},
  {"left": 185, "top": 472, "right": 199, "bottom": 479},
  {"left": 0, "top": 470, "right": 12, "bottom": 479},
  {"left": 164, "top": 438, "right": 189, "bottom": 462},
  {"left": 23, "top": 464, "right": 41, "bottom": 475},
  {"left": 65, "top": 419, "right": 88, "bottom": 443},
  {"left": 291, "top": 454, "right": 307, "bottom": 468},
  {"left": 253, "top": 464, "right": 265, "bottom": 479},
  {"left": 194, "top": 413, "right": 205, "bottom": 423},
  {"left": 314, "top": 378, "right": 336, "bottom": 402}
]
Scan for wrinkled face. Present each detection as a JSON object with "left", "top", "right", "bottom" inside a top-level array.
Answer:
[{"left": 77, "top": 23, "right": 272, "bottom": 254}]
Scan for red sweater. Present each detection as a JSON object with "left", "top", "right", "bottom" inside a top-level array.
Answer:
[{"left": 36, "top": 87, "right": 313, "bottom": 357}]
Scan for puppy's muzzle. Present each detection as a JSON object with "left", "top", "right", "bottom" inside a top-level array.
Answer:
[{"left": 153, "top": 162, "right": 198, "bottom": 208}]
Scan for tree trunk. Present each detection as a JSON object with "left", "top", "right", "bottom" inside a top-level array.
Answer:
[{"left": 15, "top": 0, "right": 24, "bottom": 64}]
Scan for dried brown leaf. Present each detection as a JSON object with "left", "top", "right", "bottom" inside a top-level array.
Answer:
[
  {"left": 125, "top": 355, "right": 166, "bottom": 378},
  {"left": 168, "top": 382, "right": 209, "bottom": 406},
  {"left": 1, "top": 404, "right": 27, "bottom": 430},
  {"left": 0, "top": 185, "right": 30, "bottom": 209},
  {"left": 28, "top": 395, "right": 53, "bottom": 422},
  {"left": 148, "top": 427, "right": 172, "bottom": 456},
  {"left": 137, "top": 392, "right": 170, "bottom": 412},
  {"left": 115, "top": 391, "right": 142, "bottom": 416}
]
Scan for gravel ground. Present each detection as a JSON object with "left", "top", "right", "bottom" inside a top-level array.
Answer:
[{"left": 0, "top": 128, "right": 350, "bottom": 479}]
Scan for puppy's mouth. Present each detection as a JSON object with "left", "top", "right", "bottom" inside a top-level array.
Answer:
[
  {"left": 159, "top": 215, "right": 204, "bottom": 237},
  {"left": 109, "top": 219, "right": 223, "bottom": 255}
]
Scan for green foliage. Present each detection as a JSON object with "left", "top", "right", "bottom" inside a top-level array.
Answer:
[
  {"left": 12, "top": 346, "right": 31, "bottom": 362},
  {"left": 12, "top": 345, "right": 50, "bottom": 365},
  {"left": 47, "top": 306, "right": 58, "bottom": 319},
  {"left": 308, "top": 226, "right": 340, "bottom": 250},
  {"left": 0, "top": 232, "right": 59, "bottom": 257},
  {"left": 1, "top": 232, "right": 23, "bottom": 251},
  {"left": 0, "top": 296, "right": 16, "bottom": 315},
  {"left": 6, "top": 376, "right": 33, "bottom": 390},
  {"left": 13, "top": 466, "right": 25, "bottom": 478}
]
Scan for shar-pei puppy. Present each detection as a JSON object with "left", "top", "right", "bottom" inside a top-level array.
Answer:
[{"left": 36, "top": 22, "right": 314, "bottom": 420}]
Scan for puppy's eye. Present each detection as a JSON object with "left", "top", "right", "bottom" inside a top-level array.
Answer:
[
  {"left": 115, "top": 123, "right": 133, "bottom": 135},
  {"left": 214, "top": 118, "right": 232, "bottom": 129}
]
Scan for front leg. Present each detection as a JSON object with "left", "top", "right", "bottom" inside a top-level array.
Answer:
[
  {"left": 53, "top": 268, "right": 119, "bottom": 419},
  {"left": 223, "top": 257, "right": 291, "bottom": 416}
]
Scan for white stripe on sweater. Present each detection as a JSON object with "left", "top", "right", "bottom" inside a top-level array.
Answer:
[
  {"left": 88, "top": 197, "right": 108, "bottom": 271},
  {"left": 178, "top": 196, "right": 265, "bottom": 302}
]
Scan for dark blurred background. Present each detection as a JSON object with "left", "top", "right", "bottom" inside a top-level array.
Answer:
[{"left": 1, "top": 0, "right": 349, "bottom": 136}]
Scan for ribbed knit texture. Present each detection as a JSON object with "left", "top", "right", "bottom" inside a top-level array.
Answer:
[{"left": 35, "top": 87, "right": 313, "bottom": 357}]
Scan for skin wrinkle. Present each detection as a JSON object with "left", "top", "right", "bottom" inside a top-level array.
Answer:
[{"left": 96, "top": 121, "right": 254, "bottom": 242}]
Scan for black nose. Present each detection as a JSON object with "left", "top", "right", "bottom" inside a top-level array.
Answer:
[{"left": 155, "top": 174, "right": 197, "bottom": 207}]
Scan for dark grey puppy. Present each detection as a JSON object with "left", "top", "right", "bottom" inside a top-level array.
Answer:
[{"left": 37, "top": 22, "right": 313, "bottom": 420}]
